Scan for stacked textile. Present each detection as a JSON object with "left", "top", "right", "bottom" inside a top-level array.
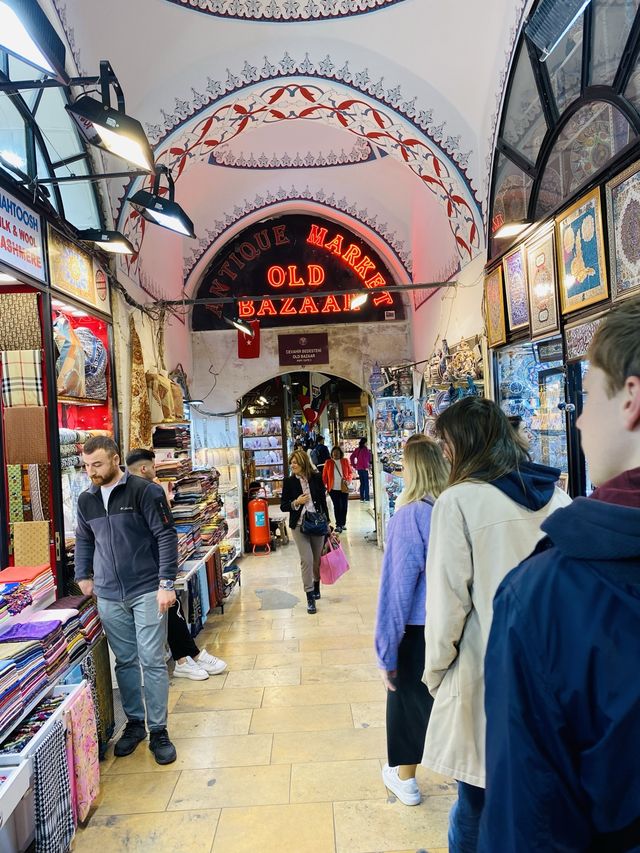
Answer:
[
  {"left": 47, "top": 595, "right": 101, "bottom": 645},
  {"left": 153, "top": 425, "right": 190, "bottom": 449},
  {"left": 0, "top": 660, "right": 24, "bottom": 732},
  {"left": 0, "top": 620, "right": 69, "bottom": 683},
  {"left": 175, "top": 523, "right": 201, "bottom": 565},
  {"left": 0, "top": 582, "right": 33, "bottom": 620},
  {"left": 155, "top": 458, "right": 191, "bottom": 480},
  {"left": 0, "top": 641, "right": 48, "bottom": 705},
  {"left": 0, "top": 693, "right": 64, "bottom": 754},
  {"left": 0, "top": 565, "right": 55, "bottom": 608},
  {"left": 26, "top": 609, "right": 86, "bottom": 663}
]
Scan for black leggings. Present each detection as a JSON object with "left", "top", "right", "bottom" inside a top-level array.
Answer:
[
  {"left": 330, "top": 489, "right": 349, "bottom": 527},
  {"left": 386, "top": 625, "right": 433, "bottom": 766},
  {"left": 167, "top": 598, "right": 199, "bottom": 661}
]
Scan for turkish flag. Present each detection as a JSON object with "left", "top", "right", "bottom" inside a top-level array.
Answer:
[{"left": 238, "top": 320, "right": 260, "bottom": 358}]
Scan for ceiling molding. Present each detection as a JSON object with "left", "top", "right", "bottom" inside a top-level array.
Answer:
[
  {"left": 210, "top": 136, "right": 375, "bottom": 169},
  {"left": 160, "top": 0, "right": 408, "bottom": 21}
]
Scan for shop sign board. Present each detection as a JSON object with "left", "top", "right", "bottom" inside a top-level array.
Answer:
[
  {"left": 278, "top": 333, "right": 329, "bottom": 367},
  {"left": 48, "top": 227, "right": 111, "bottom": 314},
  {"left": 0, "top": 187, "right": 45, "bottom": 282}
]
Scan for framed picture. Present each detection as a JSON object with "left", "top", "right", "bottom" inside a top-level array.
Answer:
[
  {"left": 555, "top": 188, "right": 608, "bottom": 315},
  {"left": 502, "top": 246, "right": 530, "bottom": 331},
  {"left": 564, "top": 313, "right": 606, "bottom": 362},
  {"left": 484, "top": 266, "right": 507, "bottom": 348},
  {"left": 606, "top": 158, "right": 640, "bottom": 303},
  {"left": 526, "top": 228, "right": 560, "bottom": 339}
]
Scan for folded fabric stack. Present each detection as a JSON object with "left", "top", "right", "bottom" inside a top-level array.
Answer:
[
  {"left": 0, "top": 694, "right": 65, "bottom": 754},
  {"left": 47, "top": 595, "right": 101, "bottom": 645},
  {"left": 0, "top": 565, "right": 55, "bottom": 608},
  {"left": 0, "top": 620, "right": 69, "bottom": 683},
  {"left": 0, "top": 660, "right": 24, "bottom": 732},
  {"left": 0, "top": 640, "right": 48, "bottom": 706},
  {"left": 155, "top": 458, "right": 191, "bottom": 481},
  {"left": 26, "top": 609, "right": 86, "bottom": 663},
  {"left": 0, "top": 582, "right": 33, "bottom": 620},
  {"left": 175, "top": 523, "right": 201, "bottom": 565},
  {"left": 153, "top": 425, "right": 190, "bottom": 449}
]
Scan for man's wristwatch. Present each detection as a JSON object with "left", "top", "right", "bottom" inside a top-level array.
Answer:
[{"left": 158, "top": 579, "right": 175, "bottom": 591}]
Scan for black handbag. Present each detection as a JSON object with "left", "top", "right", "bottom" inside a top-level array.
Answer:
[{"left": 301, "top": 510, "right": 329, "bottom": 536}]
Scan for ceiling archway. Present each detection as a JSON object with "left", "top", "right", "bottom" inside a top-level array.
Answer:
[{"left": 160, "top": 0, "right": 408, "bottom": 22}]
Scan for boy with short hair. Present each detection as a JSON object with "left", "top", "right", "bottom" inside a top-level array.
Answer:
[{"left": 480, "top": 296, "right": 640, "bottom": 851}]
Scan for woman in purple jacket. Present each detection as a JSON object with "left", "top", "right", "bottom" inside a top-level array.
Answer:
[{"left": 375, "top": 435, "right": 449, "bottom": 805}]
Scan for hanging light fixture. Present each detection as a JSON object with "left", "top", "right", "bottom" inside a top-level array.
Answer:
[
  {"left": 78, "top": 228, "right": 134, "bottom": 255},
  {"left": 223, "top": 315, "right": 254, "bottom": 337},
  {"left": 350, "top": 292, "right": 369, "bottom": 309},
  {"left": 493, "top": 220, "right": 530, "bottom": 239},
  {"left": 66, "top": 61, "right": 155, "bottom": 172},
  {"left": 0, "top": 0, "right": 68, "bottom": 81},
  {"left": 127, "top": 165, "right": 195, "bottom": 238}
]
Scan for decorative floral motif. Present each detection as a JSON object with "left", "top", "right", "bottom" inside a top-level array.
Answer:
[
  {"left": 182, "top": 186, "right": 413, "bottom": 282},
  {"left": 210, "top": 136, "right": 374, "bottom": 168},
  {"left": 160, "top": 0, "right": 406, "bottom": 20}
]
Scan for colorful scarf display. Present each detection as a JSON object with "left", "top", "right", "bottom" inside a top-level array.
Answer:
[
  {"left": 1, "top": 349, "right": 43, "bottom": 407},
  {"left": 3, "top": 406, "right": 48, "bottom": 464}
]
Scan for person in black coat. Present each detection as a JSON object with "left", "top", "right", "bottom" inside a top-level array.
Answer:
[{"left": 281, "top": 449, "right": 329, "bottom": 614}]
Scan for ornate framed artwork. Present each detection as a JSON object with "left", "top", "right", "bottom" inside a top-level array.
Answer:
[
  {"left": 606, "top": 158, "right": 640, "bottom": 303},
  {"left": 502, "top": 246, "right": 530, "bottom": 331},
  {"left": 525, "top": 228, "right": 560, "bottom": 339},
  {"left": 564, "top": 313, "right": 605, "bottom": 362},
  {"left": 484, "top": 266, "right": 507, "bottom": 348},
  {"left": 555, "top": 188, "right": 608, "bottom": 316}
]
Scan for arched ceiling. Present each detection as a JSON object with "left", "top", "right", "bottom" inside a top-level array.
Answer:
[{"left": 46, "top": 0, "right": 531, "bottom": 301}]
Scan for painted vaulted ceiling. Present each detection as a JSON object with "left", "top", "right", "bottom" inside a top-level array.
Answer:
[{"left": 43, "top": 0, "right": 531, "bottom": 302}]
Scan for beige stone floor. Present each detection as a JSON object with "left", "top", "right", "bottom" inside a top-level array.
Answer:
[{"left": 74, "top": 501, "right": 452, "bottom": 852}]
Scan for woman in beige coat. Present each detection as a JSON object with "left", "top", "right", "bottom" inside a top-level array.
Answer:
[{"left": 422, "top": 398, "right": 571, "bottom": 853}]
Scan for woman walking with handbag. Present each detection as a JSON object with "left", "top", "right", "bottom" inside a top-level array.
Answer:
[
  {"left": 350, "top": 437, "right": 373, "bottom": 502},
  {"left": 322, "top": 446, "right": 353, "bottom": 532},
  {"left": 375, "top": 435, "right": 449, "bottom": 806},
  {"left": 281, "top": 449, "right": 330, "bottom": 614}
]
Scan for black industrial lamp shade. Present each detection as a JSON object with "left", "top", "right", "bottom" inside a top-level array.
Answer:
[
  {"left": 128, "top": 189, "right": 196, "bottom": 238},
  {"left": 77, "top": 229, "right": 134, "bottom": 255},
  {"left": 0, "top": 0, "right": 68, "bottom": 80},
  {"left": 66, "top": 95, "right": 155, "bottom": 172}
]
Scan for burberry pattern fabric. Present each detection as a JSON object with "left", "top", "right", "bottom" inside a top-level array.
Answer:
[
  {"left": 7, "top": 464, "right": 49, "bottom": 522},
  {"left": 33, "top": 721, "right": 75, "bottom": 853},
  {"left": 129, "top": 316, "right": 152, "bottom": 448},
  {"left": 0, "top": 293, "right": 42, "bottom": 350},
  {"left": 11, "top": 520, "right": 50, "bottom": 565},
  {"left": 1, "top": 349, "right": 43, "bottom": 407},
  {"left": 3, "top": 406, "right": 48, "bottom": 463}
]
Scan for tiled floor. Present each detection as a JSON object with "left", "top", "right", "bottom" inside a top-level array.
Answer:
[{"left": 74, "top": 501, "right": 452, "bottom": 852}]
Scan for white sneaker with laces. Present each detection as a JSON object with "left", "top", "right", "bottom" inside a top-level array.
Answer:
[
  {"left": 173, "top": 656, "right": 209, "bottom": 680},
  {"left": 382, "top": 763, "right": 421, "bottom": 806},
  {"left": 196, "top": 649, "right": 227, "bottom": 675}
]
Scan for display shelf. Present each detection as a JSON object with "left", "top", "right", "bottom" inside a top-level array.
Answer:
[
  {"left": 175, "top": 544, "right": 218, "bottom": 589},
  {"left": 58, "top": 396, "right": 108, "bottom": 406},
  {"left": 0, "top": 591, "right": 56, "bottom": 631},
  {"left": 240, "top": 433, "right": 282, "bottom": 438}
]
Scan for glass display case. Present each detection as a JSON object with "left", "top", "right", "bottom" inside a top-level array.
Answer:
[
  {"left": 241, "top": 415, "right": 284, "bottom": 501},
  {"left": 496, "top": 337, "right": 569, "bottom": 479}
]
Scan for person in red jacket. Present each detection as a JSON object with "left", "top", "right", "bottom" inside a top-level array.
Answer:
[{"left": 322, "top": 446, "right": 353, "bottom": 532}]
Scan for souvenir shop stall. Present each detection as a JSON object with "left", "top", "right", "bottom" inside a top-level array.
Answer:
[{"left": 0, "top": 190, "right": 113, "bottom": 849}]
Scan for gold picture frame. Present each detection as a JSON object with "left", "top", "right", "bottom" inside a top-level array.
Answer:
[
  {"left": 484, "top": 266, "right": 507, "bottom": 347},
  {"left": 606, "top": 158, "right": 640, "bottom": 303},
  {"left": 502, "top": 246, "right": 530, "bottom": 331},
  {"left": 525, "top": 226, "right": 560, "bottom": 340},
  {"left": 555, "top": 188, "right": 609, "bottom": 316}
]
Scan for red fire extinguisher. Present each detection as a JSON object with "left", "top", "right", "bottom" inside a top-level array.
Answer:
[{"left": 248, "top": 492, "right": 271, "bottom": 555}]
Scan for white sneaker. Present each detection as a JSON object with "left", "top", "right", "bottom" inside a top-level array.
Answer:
[
  {"left": 173, "top": 656, "right": 209, "bottom": 680},
  {"left": 382, "top": 764, "right": 421, "bottom": 806},
  {"left": 196, "top": 649, "right": 227, "bottom": 675}
]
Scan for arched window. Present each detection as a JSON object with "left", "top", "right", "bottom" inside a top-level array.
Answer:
[
  {"left": 0, "top": 50, "right": 102, "bottom": 231},
  {"left": 489, "top": 0, "right": 640, "bottom": 259}
]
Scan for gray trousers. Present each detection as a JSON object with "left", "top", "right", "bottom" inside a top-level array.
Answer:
[
  {"left": 97, "top": 590, "right": 169, "bottom": 731},
  {"left": 292, "top": 527, "right": 325, "bottom": 592}
]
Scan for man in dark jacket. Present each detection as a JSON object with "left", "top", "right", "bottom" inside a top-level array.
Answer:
[
  {"left": 480, "top": 296, "right": 640, "bottom": 851},
  {"left": 76, "top": 436, "right": 178, "bottom": 765},
  {"left": 311, "top": 435, "right": 330, "bottom": 476}
]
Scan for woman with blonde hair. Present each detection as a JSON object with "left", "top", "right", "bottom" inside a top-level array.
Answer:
[
  {"left": 281, "top": 449, "right": 329, "bottom": 614},
  {"left": 375, "top": 434, "right": 449, "bottom": 805}
]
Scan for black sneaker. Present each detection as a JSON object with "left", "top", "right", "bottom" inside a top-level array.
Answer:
[
  {"left": 306, "top": 593, "right": 317, "bottom": 614},
  {"left": 149, "top": 728, "right": 177, "bottom": 765},
  {"left": 313, "top": 581, "right": 321, "bottom": 600},
  {"left": 114, "top": 720, "right": 147, "bottom": 757}
]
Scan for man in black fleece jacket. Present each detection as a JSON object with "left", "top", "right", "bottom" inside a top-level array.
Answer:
[{"left": 75, "top": 436, "right": 177, "bottom": 765}]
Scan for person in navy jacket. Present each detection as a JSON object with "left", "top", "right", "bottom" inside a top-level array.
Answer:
[{"left": 480, "top": 295, "right": 640, "bottom": 852}]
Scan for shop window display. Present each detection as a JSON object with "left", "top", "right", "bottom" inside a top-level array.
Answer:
[{"left": 496, "top": 339, "right": 569, "bottom": 478}]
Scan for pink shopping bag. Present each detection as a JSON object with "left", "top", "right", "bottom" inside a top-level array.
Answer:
[{"left": 319, "top": 536, "right": 350, "bottom": 584}]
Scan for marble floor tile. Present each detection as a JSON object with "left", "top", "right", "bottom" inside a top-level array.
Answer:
[
  {"left": 166, "top": 709, "right": 252, "bottom": 737},
  {"left": 299, "top": 634, "right": 374, "bottom": 652},
  {"left": 262, "top": 681, "right": 386, "bottom": 707},
  {"left": 290, "top": 759, "right": 387, "bottom": 803},
  {"left": 250, "top": 703, "right": 354, "bottom": 733},
  {"left": 223, "top": 665, "right": 301, "bottom": 688},
  {"left": 105, "top": 734, "right": 273, "bottom": 774},
  {"left": 91, "top": 771, "right": 181, "bottom": 816},
  {"left": 333, "top": 795, "right": 455, "bottom": 852},
  {"left": 168, "top": 764, "right": 291, "bottom": 810},
  {"left": 173, "top": 687, "right": 264, "bottom": 712},
  {"left": 212, "top": 803, "right": 335, "bottom": 853},
  {"left": 271, "top": 726, "right": 387, "bottom": 764},
  {"left": 321, "top": 647, "right": 377, "bottom": 666},
  {"left": 301, "top": 663, "right": 381, "bottom": 684},
  {"left": 351, "top": 700, "right": 387, "bottom": 729},
  {"left": 168, "top": 672, "right": 226, "bottom": 691},
  {"left": 73, "top": 809, "right": 220, "bottom": 852},
  {"left": 206, "top": 640, "right": 301, "bottom": 656},
  {"left": 253, "top": 651, "right": 322, "bottom": 668}
]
